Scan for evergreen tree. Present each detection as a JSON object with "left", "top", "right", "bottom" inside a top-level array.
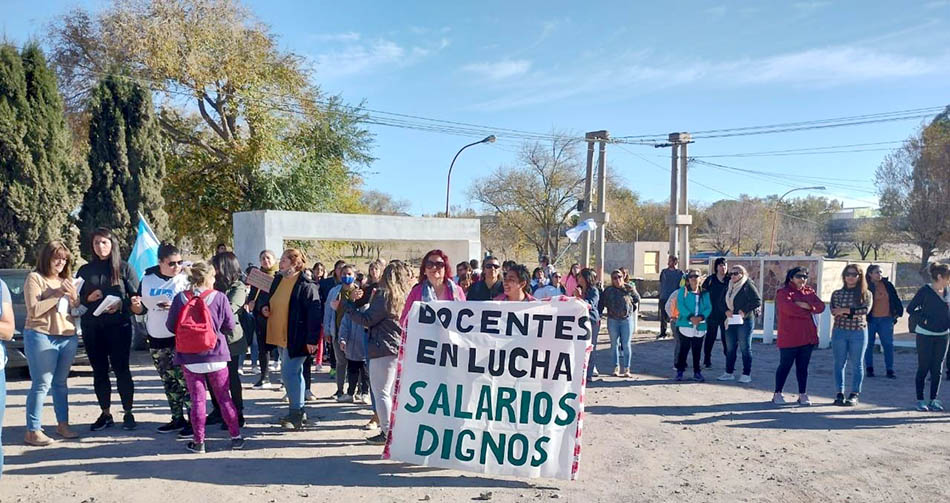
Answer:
[
  {"left": 0, "top": 43, "right": 87, "bottom": 268},
  {"left": 79, "top": 74, "right": 169, "bottom": 258}
]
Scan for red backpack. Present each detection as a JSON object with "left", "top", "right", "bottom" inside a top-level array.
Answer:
[{"left": 174, "top": 290, "right": 219, "bottom": 354}]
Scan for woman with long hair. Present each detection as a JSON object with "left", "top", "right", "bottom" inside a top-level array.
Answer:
[
  {"left": 260, "top": 249, "right": 322, "bottom": 429},
  {"left": 564, "top": 263, "right": 581, "bottom": 298},
  {"left": 674, "top": 270, "right": 712, "bottom": 382},
  {"left": 773, "top": 266, "right": 825, "bottom": 406},
  {"left": 864, "top": 264, "right": 903, "bottom": 379},
  {"left": 23, "top": 241, "right": 81, "bottom": 445},
  {"left": 830, "top": 264, "right": 870, "bottom": 406},
  {"left": 495, "top": 264, "right": 536, "bottom": 301},
  {"left": 343, "top": 260, "right": 414, "bottom": 444},
  {"left": 399, "top": 250, "right": 466, "bottom": 328},
  {"left": 165, "top": 261, "right": 244, "bottom": 453},
  {"left": 718, "top": 265, "right": 761, "bottom": 383},
  {"left": 905, "top": 263, "right": 950, "bottom": 411},
  {"left": 601, "top": 269, "right": 640, "bottom": 378},
  {"left": 248, "top": 250, "right": 278, "bottom": 388},
  {"left": 212, "top": 252, "right": 249, "bottom": 426},
  {"left": 574, "top": 268, "right": 602, "bottom": 381},
  {"left": 76, "top": 228, "right": 140, "bottom": 431}
]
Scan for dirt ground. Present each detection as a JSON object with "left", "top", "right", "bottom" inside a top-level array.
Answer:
[{"left": 2, "top": 326, "right": 949, "bottom": 503}]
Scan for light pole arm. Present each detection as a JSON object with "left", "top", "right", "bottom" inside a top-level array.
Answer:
[{"left": 445, "top": 140, "right": 485, "bottom": 217}]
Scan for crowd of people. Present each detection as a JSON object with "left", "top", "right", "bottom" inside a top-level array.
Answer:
[{"left": 2, "top": 230, "right": 950, "bottom": 476}]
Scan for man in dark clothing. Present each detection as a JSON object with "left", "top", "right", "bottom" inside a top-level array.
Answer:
[
  {"left": 467, "top": 256, "right": 504, "bottom": 300},
  {"left": 658, "top": 256, "right": 683, "bottom": 339},
  {"left": 701, "top": 257, "right": 730, "bottom": 368}
]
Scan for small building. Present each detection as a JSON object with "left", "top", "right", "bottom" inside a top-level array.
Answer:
[{"left": 605, "top": 241, "right": 670, "bottom": 281}]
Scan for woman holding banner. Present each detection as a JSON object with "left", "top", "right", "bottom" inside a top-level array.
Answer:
[
  {"left": 344, "top": 260, "right": 413, "bottom": 445},
  {"left": 399, "top": 250, "right": 466, "bottom": 328},
  {"left": 575, "top": 268, "right": 601, "bottom": 381},
  {"left": 495, "top": 265, "right": 536, "bottom": 301}
]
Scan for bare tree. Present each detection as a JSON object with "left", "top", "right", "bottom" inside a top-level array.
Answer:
[
  {"left": 470, "top": 136, "right": 585, "bottom": 259},
  {"left": 360, "top": 189, "right": 411, "bottom": 215},
  {"left": 876, "top": 112, "right": 950, "bottom": 275}
]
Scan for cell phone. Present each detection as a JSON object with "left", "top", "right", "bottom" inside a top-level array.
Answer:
[{"left": 157, "top": 300, "right": 171, "bottom": 309}]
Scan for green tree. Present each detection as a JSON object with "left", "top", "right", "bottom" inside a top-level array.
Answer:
[
  {"left": 0, "top": 43, "right": 88, "bottom": 268},
  {"left": 49, "top": 0, "right": 373, "bottom": 253},
  {"left": 78, "top": 74, "right": 169, "bottom": 257}
]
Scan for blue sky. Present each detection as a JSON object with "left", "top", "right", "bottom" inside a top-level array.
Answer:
[{"left": 4, "top": 0, "right": 949, "bottom": 215}]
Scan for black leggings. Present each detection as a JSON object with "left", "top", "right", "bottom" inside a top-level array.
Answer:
[
  {"left": 675, "top": 336, "right": 704, "bottom": 373},
  {"left": 916, "top": 334, "right": 950, "bottom": 400},
  {"left": 346, "top": 359, "right": 369, "bottom": 396},
  {"left": 703, "top": 319, "right": 726, "bottom": 366},
  {"left": 82, "top": 321, "right": 134, "bottom": 412},
  {"left": 255, "top": 322, "right": 272, "bottom": 380},
  {"left": 303, "top": 356, "right": 313, "bottom": 391},
  {"left": 775, "top": 344, "right": 815, "bottom": 394}
]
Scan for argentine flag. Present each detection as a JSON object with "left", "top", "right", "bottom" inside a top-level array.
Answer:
[
  {"left": 565, "top": 218, "right": 597, "bottom": 243},
  {"left": 129, "top": 214, "right": 160, "bottom": 280}
]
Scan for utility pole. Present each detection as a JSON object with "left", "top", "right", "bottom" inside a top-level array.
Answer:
[
  {"left": 580, "top": 130, "right": 609, "bottom": 281},
  {"left": 656, "top": 132, "right": 693, "bottom": 268}
]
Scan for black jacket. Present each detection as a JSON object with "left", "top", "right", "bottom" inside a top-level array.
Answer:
[
  {"left": 344, "top": 289, "right": 402, "bottom": 359},
  {"left": 77, "top": 258, "right": 139, "bottom": 326},
  {"left": 467, "top": 278, "right": 503, "bottom": 301},
  {"left": 907, "top": 285, "right": 950, "bottom": 334},
  {"left": 702, "top": 274, "right": 730, "bottom": 320},
  {"left": 868, "top": 278, "right": 904, "bottom": 321},
  {"left": 728, "top": 281, "right": 762, "bottom": 318},
  {"left": 262, "top": 272, "right": 322, "bottom": 358}
]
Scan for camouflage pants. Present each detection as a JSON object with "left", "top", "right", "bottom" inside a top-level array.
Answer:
[{"left": 149, "top": 347, "right": 191, "bottom": 421}]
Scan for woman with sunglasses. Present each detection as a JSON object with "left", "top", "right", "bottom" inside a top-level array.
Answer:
[
  {"left": 773, "top": 266, "right": 825, "bottom": 406},
  {"left": 601, "top": 269, "right": 640, "bottom": 378},
  {"left": 400, "top": 250, "right": 466, "bottom": 328},
  {"left": 673, "top": 270, "right": 712, "bottom": 382},
  {"left": 718, "top": 265, "right": 761, "bottom": 383},
  {"left": 830, "top": 264, "right": 870, "bottom": 406}
]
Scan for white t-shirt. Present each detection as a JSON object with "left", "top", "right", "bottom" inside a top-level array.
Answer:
[
  {"left": 140, "top": 272, "right": 190, "bottom": 339},
  {"left": 184, "top": 361, "right": 227, "bottom": 373}
]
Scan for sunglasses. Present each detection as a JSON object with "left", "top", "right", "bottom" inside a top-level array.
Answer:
[
  {"left": 730, "top": 270, "right": 743, "bottom": 275},
  {"left": 794, "top": 274, "right": 809, "bottom": 280},
  {"left": 166, "top": 260, "right": 183, "bottom": 267},
  {"left": 844, "top": 272, "right": 859, "bottom": 278},
  {"left": 484, "top": 263, "right": 500, "bottom": 269},
  {"left": 687, "top": 274, "right": 700, "bottom": 279},
  {"left": 425, "top": 260, "right": 445, "bottom": 270}
]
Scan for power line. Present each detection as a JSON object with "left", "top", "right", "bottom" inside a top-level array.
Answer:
[{"left": 690, "top": 140, "right": 906, "bottom": 158}]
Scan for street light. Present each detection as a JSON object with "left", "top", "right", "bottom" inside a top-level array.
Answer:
[
  {"left": 445, "top": 135, "right": 496, "bottom": 217},
  {"left": 768, "top": 186, "right": 826, "bottom": 255}
]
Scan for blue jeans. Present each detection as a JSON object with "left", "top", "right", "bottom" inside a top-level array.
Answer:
[
  {"left": 24, "top": 329, "right": 79, "bottom": 431},
  {"left": 607, "top": 316, "right": 634, "bottom": 369},
  {"left": 586, "top": 320, "right": 601, "bottom": 380},
  {"left": 725, "top": 317, "right": 754, "bottom": 375},
  {"left": 1, "top": 341, "right": 7, "bottom": 478},
  {"left": 832, "top": 328, "right": 868, "bottom": 394},
  {"left": 279, "top": 347, "right": 306, "bottom": 410},
  {"left": 865, "top": 316, "right": 895, "bottom": 372}
]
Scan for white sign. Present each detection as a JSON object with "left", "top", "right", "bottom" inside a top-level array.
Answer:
[{"left": 386, "top": 300, "right": 592, "bottom": 481}]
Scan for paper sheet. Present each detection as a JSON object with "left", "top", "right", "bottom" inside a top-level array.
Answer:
[
  {"left": 93, "top": 295, "right": 122, "bottom": 317},
  {"left": 727, "top": 314, "right": 744, "bottom": 325},
  {"left": 57, "top": 277, "right": 84, "bottom": 315}
]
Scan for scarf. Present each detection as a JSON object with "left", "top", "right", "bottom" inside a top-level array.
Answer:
[
  {"left": 725, "top": 276, "right": 748, "bottom": 312},
  {"left": 421, "top": 277, "right": 459, "bottom": 302}
]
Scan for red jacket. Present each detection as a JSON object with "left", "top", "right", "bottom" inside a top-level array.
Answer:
[{"left": 775, "top": 285, "right": 826, "bottom": 349}]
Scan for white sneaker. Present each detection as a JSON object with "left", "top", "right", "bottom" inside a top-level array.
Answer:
[
  {"left": 305, "top": 391, "right": 317, "bottom": 403},
  {"left": 717, "top": 373, "right": 735, "bottom": 381},
  {"left": 337, "top": 394, "right": 354, "bottom": 403},
  {"left": 361, "top": 394, "right": 372, "bottom": 405},
  {"left": 252, "top": 380, "right": 273, "bottom": 389},
  {"left": 248, "top": 365, "right": 260, "bottom": 375},
  {"left": 282, "top": 394, "right": 289, "bottom": 403},
  {"left": 738, "top": 374, "right": 752, "bottom": 384},
  {"left": 237, "top": 368, "right": 245, "bottom": 376},
  {"left": 772, "top": 393, "right": 786, "bottom": 405}
]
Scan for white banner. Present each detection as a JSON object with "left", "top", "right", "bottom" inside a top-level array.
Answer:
[{"left": 385, "top": 300, "right": 592, "bottom": 481}]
